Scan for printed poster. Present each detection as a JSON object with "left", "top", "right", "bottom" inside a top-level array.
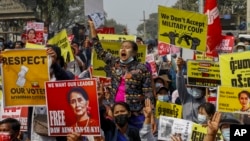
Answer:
[
  {"left": 219, "top": 51, "right": 250, "bottom": 87},
  {"left": 97, "top": 34, "right": 136, "bottom": 42},
  {"left": 48, "top": 29, "right": 74, "bottom": 62},
  {"left": 1, "top": 49, "right": 49, "bottom": 106},
  {"left": 92, "top": 41, "right": 146, "bottom": 77},
  {"left": 158, "top": 116, "right": 192, "bottom": 141},
  {"left": 26, "top": 22, "right": 44, "bottom": 44},
  {"left": 217, "top": 86, "right": 250, "bottom": 114},
  {"left": 155, "top": 101, "right": 182, "bottom": 119},
  {"left": 45, "top": 79, "right": 100, "bottom": 136},
  {"left": 217, "top": 35, "right": 235, "bottom": 54},
  {"left": 146, "top": 54, "right": 158, "bottom": 77},
  {"left": 1, "top": 107, "right": 28, "bottom": 131},
  {"left": 191, "top": 123, "right": 223, "bottom": 141},
  {"left": 195, "top": 53, "right": 213, "bottom": 61},
  {"left": 158, "top": 6, "right": 208, "bottom": 52},
  {"left": 187, "top": 60, "right": 221, "bottom": 87},
  {"left": 96, "top": 27, "right": 115, "bottom": 34}
]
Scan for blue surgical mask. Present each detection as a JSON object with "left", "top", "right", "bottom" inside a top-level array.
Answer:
[
  {"left": 155, "top": 83, "right": 164, "bottom": 88},
  {"left": 197, "top": 114, "right": 207, "bottom": 124},
  {"left": 222, "top": 128, "right": 230, "bottom": 141},
  {"left": 158, "top": 95, "right": 169, "bottom": 102},
  {"left": 192, "top": 88, "right": 202, "bottom": 99}
]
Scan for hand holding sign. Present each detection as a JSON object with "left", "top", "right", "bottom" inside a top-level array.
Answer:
[
  {"left": 66, "top": 132, "right": 81, "bottom": 141},
  {"left": 46, "top": 47, "right": 57, "bottom": 65}
]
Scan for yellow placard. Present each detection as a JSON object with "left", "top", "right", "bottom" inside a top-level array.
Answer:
[
  {"left": 191, "top": 123, "right": 223, "bottom": 141},
  {"left": 155, "top": 100, "right": 182, "bottom": 119},
  {"left": 195, "top": 54, "right": 213, "bottom": 61},
  {"left": 187, "top": 60, "right": 221, "bottom": 87},
  {"left": 97, "top": 34, "right": 136, "bottom": 42},
  {"left": 91, "top": 41, "right": 146, "bottom": 77},
  {"left": 219, "top": 51, "right": 250, "bottom": 87},
  {"left": 48, "top": 29, "right": 74, "bottom": 62},
  {"left": 158, "top": 6, "right": 207, "bottom": 52},
  {"left": 217, "top": 86, "right": 250, "bottom": 114},
  {"left": 25, "top": 42, "right": 45, "bottom": 49},
  {"left": 1, "top": 49, "right": 50, "bottom": 106}
]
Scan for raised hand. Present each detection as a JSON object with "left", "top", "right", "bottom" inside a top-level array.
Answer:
[
  {"left": 207, "top": 111, "right": 221, "bottom": 135},
  {"left": 143, "top": 98, "right": 152, "bottom": 118},
  {"left": 176, "top": 57, "right": 184, "bottom": 71}
]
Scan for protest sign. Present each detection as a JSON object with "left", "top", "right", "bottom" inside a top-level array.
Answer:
[
  {"left": 97, "top": 34, "right": 136, "bottom": 42},
  {"left": 191, "top": 123, "right": 223, "bottom": 141},
  {"left": 217, "top": 86, "right": 250, "bottom": 114},
  {"left": 1, "top": 107, "right": 28, "bottom": 131},
  {"left": 146, "top": 54, "right": 158, "bottom": 77},
  {"left": 48, "top": 29, "right": 74, "bottom": 62},
  {"left": 88, "top": 12, "right": 105, "bottom": 29},
  {"left": 219, "top": 51, "right": 250, "bottom": 87},
  {"left": 1, "top": 49, "right": 49, "bottom": 106},
  {"left": 187, "top": 60, "right": 221, "bottom": 87},
  {"left": 92, "top": 41, "right": 146, "bottom": 77},
  {"left": 0, "top": 132, "right": 11, "bottom": 141},
  {"left": 26, "top": 22, "right": 44, "bottom": 44},
  {"left": 96, "top": 27, "right": 115, "bottom": 34},
  {"left": 157, "top": 43, "right": 181, "bottom": 56},
  {"left": 158, "top": 116, "right": 192, "bottom": 141},
  {"left": 195, "top": 53, "right": 213, "bottom": 61},
  {"left": 155, "top": 101, "right": 182, "bottom": 119},
  {"left": 26, "top": 42, "right": 45, "bottom": 49},
  {"left": 45, "top": 79, "right": 100, "bottom": 136},
  {"left": 158, "top": 6, "right": 208, "bottom": 52},
  {"left": 217, "top": 35, "right": 234, "bottom": 54}
]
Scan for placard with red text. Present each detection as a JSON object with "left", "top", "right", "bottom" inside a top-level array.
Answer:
[{"left": 45, "top": 79, "right": 100, "bottom": 136}]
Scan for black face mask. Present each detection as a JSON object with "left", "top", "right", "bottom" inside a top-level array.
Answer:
[{"left": 114, "top": 114, "right": 129, "bottom": 127}]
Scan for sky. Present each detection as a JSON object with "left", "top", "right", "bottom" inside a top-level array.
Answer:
[{"left": 103, "top": 0, "right": 178, "bottom": 35}]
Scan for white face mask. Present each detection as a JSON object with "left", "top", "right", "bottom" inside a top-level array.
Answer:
[
  {"left": 222, "top": 128, "right": 230, "bottom": 141},
  {"left": 197, "top": 114, "right": 207, "bottom": 124},
  {"left": 158, "top": 95, "right": 169, "bottom": 102},
  {"left": 237, "top": 49, "right": 244, "bottom": 52},
  {"left": 210, "top": 92, "right": 217, "bottom": 97},
  {"left": 187, "top": 87, "right": 193, "bottom": 94}
]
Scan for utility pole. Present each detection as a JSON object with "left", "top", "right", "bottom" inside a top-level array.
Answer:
[
  {"left": 247, "top": 0, "right": 250, "bottom": 33},
  {"left": 198, "top": 0, "right": 204, "bottom": 14},
  {"left": 141, "top": 10, "right": 146, "bottom": 40}
]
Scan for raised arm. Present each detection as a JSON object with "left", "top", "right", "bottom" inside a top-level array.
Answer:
[{"left": 88, "top": 20, "right": 116, "bottom": 64}]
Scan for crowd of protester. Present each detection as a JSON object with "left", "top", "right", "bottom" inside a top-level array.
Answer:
[{"left": 0, "top": 18, "right": 250, "bottom": 141}]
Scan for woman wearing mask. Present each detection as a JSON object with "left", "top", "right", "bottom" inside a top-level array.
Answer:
[
  {"left": 89, "top": 20, "right": 154, "bottom": 129},
  {"left": 156, "top": 86, "right": 170, "bottom": 102},
  {"left": 197, "top": 102, "right": 216, "bottom": 124},
  {"left": 176, "top": 57, "right": 206, "bottom": 123}
]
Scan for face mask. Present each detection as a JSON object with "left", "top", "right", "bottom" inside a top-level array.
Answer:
[
  {"left": 197, "top": 114, "right": 207, "bottom": 124},
  {"left": 222, "top": 128, "right": 230, "bottom": 141},
  {"left": 114, "top": 114, "right": 129, "bottom": 128},
  {"left": 155, "top": 83, "right": 164, "bottom": 88},
  {"left": 158, "top": 95, "right": 169, "bottom": 102},
  {"left": 187, "top": 87, "right": 193, "bottom": 94},
  {"left": 192, "top": 88, "right": 203, "bottom": 99},
  {"left": 210, "top": 92, "right": 217, "bottom": 97},
  {"left": 237, "top": 49, "right": 244, "bottom": 52}
]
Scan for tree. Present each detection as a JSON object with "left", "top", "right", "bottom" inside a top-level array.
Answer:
[
  {"left": 136, "top": 13, "right": 158, "bottom": 39},
  {"left": 172, "top": 0, "right": 198, "bottom": 12},
  {"left": 104, "top": 19, "right": 127, "bottom": 34}
]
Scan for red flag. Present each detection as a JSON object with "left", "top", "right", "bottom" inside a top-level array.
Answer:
[{"left": 204, "top": 0, "right": 222, "bottom": 57}]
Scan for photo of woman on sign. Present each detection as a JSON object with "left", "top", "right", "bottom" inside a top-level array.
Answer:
[
  {"left": 27, "top": 28, "right": 37, "bottom": 43},
  {"left": 67, "top": 87, "right": 99, "bottom": 128},
  {"left": 238, "top": 90, "right": 250, "bottom": 112}
]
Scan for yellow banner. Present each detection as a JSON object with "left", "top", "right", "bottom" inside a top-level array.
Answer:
[
  {"left": 219, "top": 51, "right": 250, "bottom": 87},
  {"left": 92, "top": 41, "right": 146, "bottom": 77},
  {"left": 187, "top": 60, "right": 221, "bottom": 87},
  {"left": 191, "top": 123, "right": 223, "bottom": 141},
  {"left": 97, "top": 34, "right": 136, "bottom": 42},
  {"left": 217, "top": 86, "right": 250, "bottom": 114},
  {"left": 155, "top": 100, "right": 182, "bottom": 119},
  {"left": 158, "top": 6, "right": 207, "bottom": 52},
  {"left": 1, "top": 49, "right": 50, "bottom": 106},
  {"left": 48, "top": 29, "right": 74, "bottom": 62},
  {"left": 26, "top": 42, "right": 45, "bottom": 49}
]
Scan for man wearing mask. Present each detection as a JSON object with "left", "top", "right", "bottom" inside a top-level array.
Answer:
[
  {"left": 234, "top": 42, "right": 246, "bottom": 52},
  {"left": 176, "top": 57, "right": 206, "bottom": 123}
]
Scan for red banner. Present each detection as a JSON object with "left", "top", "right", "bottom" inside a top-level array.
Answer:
[
  {"left": 45, "top": 79, "right": 100, "bottom": 136},
  {"left": 217, "top": 35, "right": 235, "bottom": 53}
]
